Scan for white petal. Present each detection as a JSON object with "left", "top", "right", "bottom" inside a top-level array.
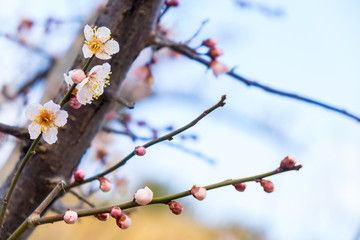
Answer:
[
  {"left": 84, "top": 24, "right": 94, "bottom": 41},
  {"left": 96, "top": 63, "right": 111, "bottom": 79},
  {"left": 43, "top": 127, "right": 58, "bottom": 144},
  {"left": 95, "top": 52, "right": 111, "bottom": 60},
  {"left": 104, "top": 40, "right": 119, "bottom": 55},
  {"left": 25, "top": 104, "right": 42, "bottom": 120},
  {"left": 82, "top": 44, "right": 93, "bottom": 59},
  {"left": 77, "top": 87, "right": 92, "bottom": 105},
  {"left": 44, "top": 100, "right": 60, "bottom": 112},
  {"left": 89, "top": 65, "right": 101, "bottom": 76},
  {"left": 28, "top": 123, "right": 41, "bottom": 139},
  {"left": 96, "top": 27, "right": 111, "bottom": 43},
  {"left": 55, "top": 110, "right": 68, "bottom": 127},
  {"left": 64, "top": 71, "right": 74, "bottom": 85}
]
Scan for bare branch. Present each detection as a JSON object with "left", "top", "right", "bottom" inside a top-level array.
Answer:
[
  {"left": 0, "top": 123, "right": 29, "bottom": 141},
  {"left": 153, "top": 35, "right": 360, "bottom": 122}
]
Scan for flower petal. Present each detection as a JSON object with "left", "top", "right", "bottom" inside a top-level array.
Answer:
[
  {"left": 43, "top": 127, "right": 58, "bottom": 144},
  {"left": 25, "top": 104, "right": 42, "bottom": 120},
  {"left": 77, "top": 86, "right": 92, "bottom": 105},
  {"left": 82, "top": 44, "right": 93, "bottom": 58},
  {"left": 44, "top": 100, "right": 60, "bottom": 112},
  {"left": 96, "top": 27, "right": 111, "bottom": 43},
  {"left": 95, "top": 52, "right": 111, "bottom": 60},
  {"left": 55, "top": 110, "right": 68, "bottom": 127},
  {"left": 84, "top": 24, "right": 94, "bottom": 41},
  {"left": 103, "top": 40, "right": 119, "bottom": 55},
  {"left": 96, "top": 63, "right": 111, "bottom": 79},
  {"left": 64, "top": 71, "right": 74, "bottom": 85},
  {"left": 28, "top": 123, "right": 41, "bottom": 139}
]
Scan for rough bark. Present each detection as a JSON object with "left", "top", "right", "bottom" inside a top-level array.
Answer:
[{"left": 0, "top": 0, "right": 164, "bottom": 238}]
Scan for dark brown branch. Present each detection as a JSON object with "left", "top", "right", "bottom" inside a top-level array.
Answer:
[
  {"left": 153, "top": 35, "right": 360, "bottom": 122},
  {"left": 0, "top": 123, "right": 29, "bottom": 141}
]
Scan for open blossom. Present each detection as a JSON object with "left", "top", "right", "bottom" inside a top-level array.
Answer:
[
  {"left": 77, "top": 63, "right": 111, "bottom": 105},
  {"left": 25, "top": 100, "right": 68, "bottom": 144},
  {"left": 82, "top": 25, "right": 119, "bottom": 60},
  {"left": 65, "top": 64, "right": 112, "bottom": 105}
]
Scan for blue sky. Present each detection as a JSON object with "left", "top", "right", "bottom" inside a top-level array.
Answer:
[{"left": 1, "top": 0, "right": 360, "bottom": 239}]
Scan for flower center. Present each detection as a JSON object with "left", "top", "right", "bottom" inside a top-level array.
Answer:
[
  {"left": 36, "top": 109, "right": 56, "bottom": 130},
  {"left": 87, "top": 39, "right": 103, "bottom": 54}
]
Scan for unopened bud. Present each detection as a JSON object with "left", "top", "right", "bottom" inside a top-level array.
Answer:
[
  {"left": 74, "top": 169, "right": 85, "bottom": 182},
  {"left": 116, "top": 214, "right": 132, "bottom": 229},
  {"left": 280, "top": 155, "right": 296, "bottom": 169},
  {"left": 208, "top": 48, "right": 223, "bottom": 59},
  {"left": 210, "top": 60, "right": 229, "bottom": 77},
  {"left": 98, "top": 177, "right": 112, "bottom": 192},
  {"left": 233, "top": 182, "right": 246, "bottom": 192},
  {"left": 134, "top": 146, "right": 146, "bottom": 156},
  {"left": 134, "top": 186, "right": 153, "bottom": 205},
  {"left": 95, "top": 213, "right": 109, "bottom": 221},
  {"left": 69, "top": 96, "right": 82, "bottom": 109},
  {"left": 260, "top": 180, "right": 274, "bottom": 193},
  {"left": 110, "top": 206, "right": 122, "bottom": 218},
  {"left": 202, "top": 38, "right": 218, "bottom": 48},
  {"left": 165, "top": 0, "right": 179, "bottom": 7},
  {"left": 168, "top": 201, "right": 184, "bottom": 215},
  {"left": 63, "top": 210, "right": 78, "bottom": 224},
  {"left": 190, "top": 185, "right": 207, "bottom": 201},
  {"left": 71, "top": 69, "right": 86, "bottom": 84}
]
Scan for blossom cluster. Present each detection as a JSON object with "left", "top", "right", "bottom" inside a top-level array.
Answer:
[{"left": 25, "top": 25, "right": 119, "bottom": 144}]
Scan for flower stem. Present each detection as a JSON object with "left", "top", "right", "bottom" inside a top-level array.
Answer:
[{"left": 0, "top": 134, "right": 42, "bottom": 230}]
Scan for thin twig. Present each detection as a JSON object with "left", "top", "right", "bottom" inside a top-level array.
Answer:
[
  {"left": 68, "top": 190, "right": 95, "bottom": 208},
  {"left": 23, "top": 164, "right": 302, "bottom": 227},
  {"left": 65, "top": 95, "right": 227, "bottom": 190},
  {"left": 184, "top": 19, "right": 209, "bottom": 45},
  {"left": 153, "top": 35, "right": 360, "bottom": 122}
]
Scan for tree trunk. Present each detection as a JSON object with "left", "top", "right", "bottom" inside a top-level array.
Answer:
[{"left": 0, "top": 0, "right": 164, "bottom": 238}]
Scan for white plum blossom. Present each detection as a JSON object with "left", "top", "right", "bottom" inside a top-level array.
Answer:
[
  {"left": 25, "top": 100, "right": 68, "bottom": 144},
  {"left": 76, "top": 63, "right": 111, "bottom": 105},
  {"left": 82, "top": 25, "right": 119, "bottom": 60}
]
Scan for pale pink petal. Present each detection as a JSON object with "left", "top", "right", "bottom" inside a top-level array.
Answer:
[
  {"left": 95, "top": 51, "right": 111, "bottom": 60},
  {"left": 77, "top": 77, "right": 89, "bottom": 90},
  {"left": 55, "top": 110, "right": 68, "bottom": 127},
  {"left": 64, "top": 71, "right": 74, "bottom": 85},
  {"left": 96, "top": 27, "right": 111, "bottom": 43},
  {"left": 42, "top": 127, "right": 58, "bottom": 144},
  {"left": 25, "top": 104, "right": 42, "bottom": 120},
  {"left": 28, "top": 123, "right": 41, "bottom": 139},
  {"left": 84, "top": 24, "right": 94, "bottom": 41},
  {"left": 44, "top": 100, "right": 60, "bottom": 112},
  {"left": 103, "top": 40, "right": 119, "bottom": 55},
  {"left": 89, "top": 65, "right": 101, "bottom": 76},
  {"left": 82, "top": 44, "right": 93, "bottom": 58},
  {"left": 210, "top": 61, "right": 229, "bottom": 77}
]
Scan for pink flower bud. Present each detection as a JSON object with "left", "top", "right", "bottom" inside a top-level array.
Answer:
[
  {"left": 63, "top": 210, "right": 78, "bottom": 224},
  {"left": 74, "top": 169, "right": 85, "bottom": 182},
  {"left": 98, "top": 177, "right": 112, "bottom": 192},
  {"left": 69, "top": 96, "right": 82, "bottom": 109},
  {"left": 134, "top": 186, "right": 153, "bottom": 205},
  {"left": 134, "top": 146, "right": 146, "bottom": 156},
  {"left": 208, "top": 48, "right": 223, "bottom": 59},
  {"left": 168, "top": 201, "right": 184, "bottom": 215},
  {"left": 210, "top": 60, "right": 229, "bottom": 77},
  {"left": 260, "top": 180, "right": 274, "bottom": 193},
  {"left": 190, "top": 185, "right": 207, "bottom": 201},
  {"left": 110, "top": 206, "right": 122, "bottom": 218},
  {"left": 116, "top": 214, "right": 132, "bottom": 229},
  {"left": 233, "top": 182, "right": 247, "bottom": 192},
  {"left": 95, "top": 213, "right": 109, "bottom": 221},
  {"left": 202, "top": 38, "right": 218, "bottom": 48},
  {"left": 71, "top": 69, "right": 86, "bottom": 84},
  {"left": 280, "top": 155, "right": 296, "bottom": 169},
  {"left": 165, "top": 0, "right": 179, "bottom": 7}
]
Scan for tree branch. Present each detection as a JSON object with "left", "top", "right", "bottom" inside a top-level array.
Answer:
[
  {"left": 153, "top": 35, "right": 360, "bottom": 122},
  {"left": 65, "top": 95, "right": 226, "bottom": 190},
  {"left": 0, "top": 123, "right": 29, "bottom": 141}
]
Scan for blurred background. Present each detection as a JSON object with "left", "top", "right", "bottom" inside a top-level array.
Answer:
[{"left": 0, "top": 0, "right": 360, "bottom": 239}]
